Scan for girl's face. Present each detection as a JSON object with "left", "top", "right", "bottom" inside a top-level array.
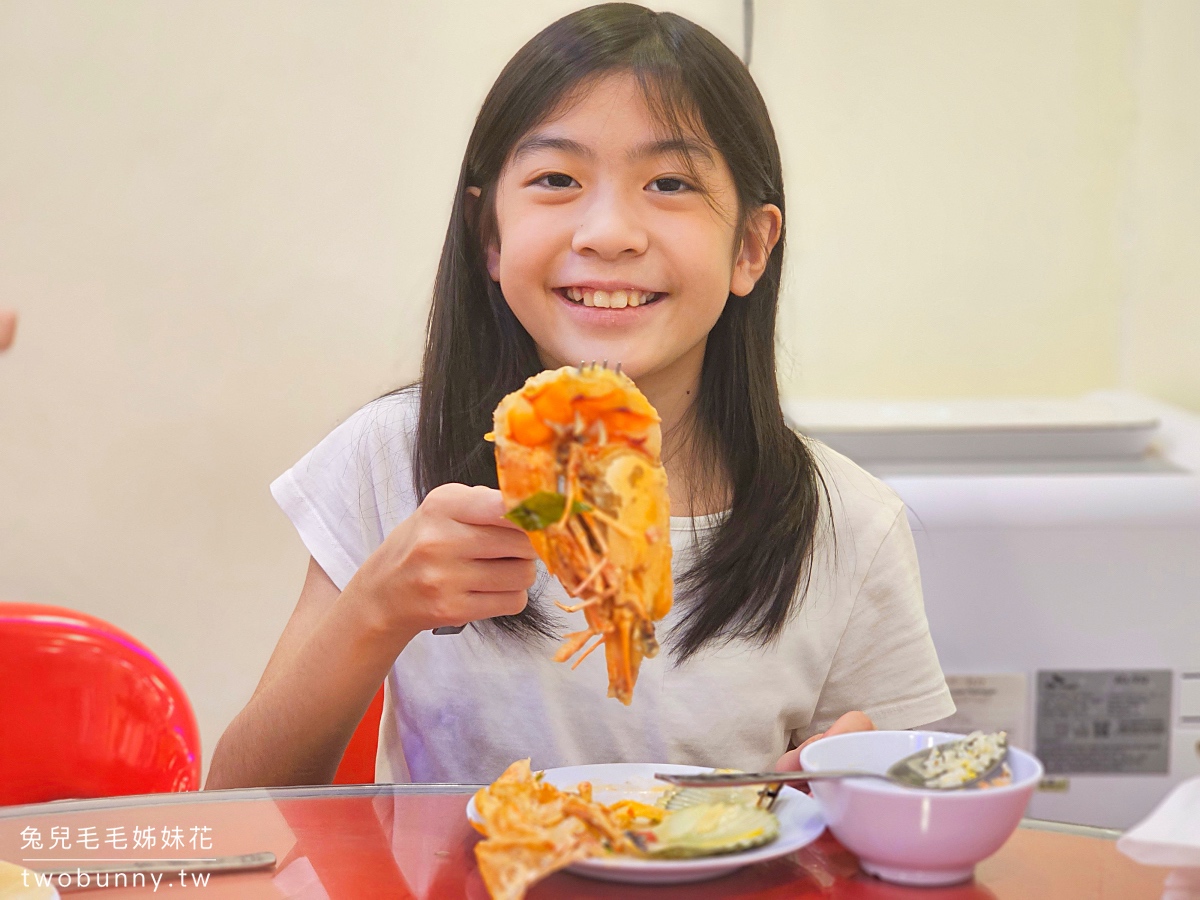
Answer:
[{"left": 483, "top": 72, "right": 779, "bottom": 389}]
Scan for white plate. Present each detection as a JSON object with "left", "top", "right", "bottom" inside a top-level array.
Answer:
[{"left": 466, "top": 762, "right": 825, "bottom": 885}]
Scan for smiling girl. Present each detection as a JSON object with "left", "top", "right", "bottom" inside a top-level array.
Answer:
[{"left": 207, "top": 3, "right": 954, "bottom": 789}]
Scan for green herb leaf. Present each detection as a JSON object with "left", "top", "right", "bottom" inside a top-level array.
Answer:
[
  {"left": 504, "top": 491, "right": 568, "bottom": 531},
  {"left": 503, "top": 493, "right": 595, "bottom": 531}
]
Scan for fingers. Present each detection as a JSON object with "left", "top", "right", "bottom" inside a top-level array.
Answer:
[
  {"left": 461, "top": 523, "right": 538, "bottom": 560},
  {"left": 774, "top": 746, "right": 803, "bottom": 772},
  {"left": 425, "top": 484, "right": 538, "bottom": 557},
  {"left": 774, "top": 711, "right": 875, "bottom": 772},
  {"left": 825, "top": 711, "right": 875, "bottom": 737},
  {"left": 374, "top": 483, "right": 540, "bottom": 633},
  {"left": 416, "top": 484, "right": 536, "bottom": 559},
  {"left": 775, "top": 732, "right": 823, "bottom": 771},
  {"left": 427, "top": 483, "right": 526, "bottom": 530},
  {"left": 422, "top": 590, "right": 528, "bottom": 632},
  {"left": 459, "top": 557, "right": 537, "bottom": 593},
  {"left": 797, "top": 733, "right": 826, "bottom": 752},
  {"left": 0, "top": 310, "right": 16, "bottom": 352},
  {"left": 466, "top": 589, "right": 529, "bottom": 620}
]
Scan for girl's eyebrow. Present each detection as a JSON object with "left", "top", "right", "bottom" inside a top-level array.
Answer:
[
  {"left": 510, "top": 134, "right": 715, "bottom": 166},
  {"left": 629, "top": 137, "right": 715, "bottom": 165},
  {"left": 512, "top": 135, "right": 593, "bottom": 164}
]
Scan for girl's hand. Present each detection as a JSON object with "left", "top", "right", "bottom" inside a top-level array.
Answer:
[
  {"left": 774, "top": 711, "right": 875, "bottom": 772},
  {"left": 0, "top": 310, "right": 16, "bottom": 352},
  {"left": 347, "top": 483, "right": 537, "bottom": 639}
]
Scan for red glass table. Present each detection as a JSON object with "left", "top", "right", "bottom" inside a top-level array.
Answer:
[{"left": 0, "top": 784, "right": 1169, "bottom": 898}]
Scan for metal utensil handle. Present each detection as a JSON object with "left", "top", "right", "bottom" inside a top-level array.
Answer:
[
  {"left": 654, "top": 770, "right": 890, "bottom": 788},
  {"left": 432, "top": 625, "right": 466, "bottom": 635},
  {"left": 34, "top": 851, "right": 277, "bottom": 879}
]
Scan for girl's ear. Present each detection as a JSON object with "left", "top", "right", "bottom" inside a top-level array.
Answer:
[
  {"left": 729, "top": 203, "right": 782, "bottom": 297},
  {"left": 486, "top": 243, "right": 501, "bottom": 282},
  {"left": 467, "top": 185, "right": 502, "bottom": 282}
]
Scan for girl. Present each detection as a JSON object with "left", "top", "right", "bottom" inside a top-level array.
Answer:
[{"left": 207, "top": 3, "right": 953, "bottom": 789}]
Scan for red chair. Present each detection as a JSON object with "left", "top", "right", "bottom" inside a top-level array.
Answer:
[
  {"left": 0, "top": 603, "right": 201, "bottom": 805},
  {"left": 333, "top": 685, "right": 385, "bottom": 784}
]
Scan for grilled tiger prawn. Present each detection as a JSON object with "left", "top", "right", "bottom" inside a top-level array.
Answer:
[{"left": 489, "top": 364, "right": 672, "bottom": 704}]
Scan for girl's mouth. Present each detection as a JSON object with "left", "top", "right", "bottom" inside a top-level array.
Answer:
[{"left": 555, "top": 287, "right": 664, "bottom": 309}]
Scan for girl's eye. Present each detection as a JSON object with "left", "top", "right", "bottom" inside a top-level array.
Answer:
[
  {"left": 648, "top": 177, "right": 691, "bottom": 193},
  {"left": 535, "top": 173, "right": 578, "bottom": 189}
]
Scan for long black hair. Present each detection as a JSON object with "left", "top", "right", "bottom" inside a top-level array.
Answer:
[{"left": 411, "top": 3, "right": 826, "bottom": 662}]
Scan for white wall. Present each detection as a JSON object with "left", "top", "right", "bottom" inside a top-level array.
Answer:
[{"left": 1, "top": 1, "right": 1196, "bottom": 776}]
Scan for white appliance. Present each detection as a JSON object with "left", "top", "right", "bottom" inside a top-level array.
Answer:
[{"left": 787, "top": 392, "right": 1200, "bottom": 830}]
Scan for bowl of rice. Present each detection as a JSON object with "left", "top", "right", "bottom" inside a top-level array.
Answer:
[{"left": 799, "top": 730, "right": 1043, "bottom": 886}]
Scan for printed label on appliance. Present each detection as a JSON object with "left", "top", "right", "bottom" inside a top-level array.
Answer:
[
  {"left": 1035, "top": 669, "right": 1171, "bottom": 775},
  {"left": 927, "top": 673, "right": 1029, "bottom": 750}
]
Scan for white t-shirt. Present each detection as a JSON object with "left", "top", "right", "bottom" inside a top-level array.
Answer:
[{"left": 271, "top": 389, "right": 955, "bottom": 784}]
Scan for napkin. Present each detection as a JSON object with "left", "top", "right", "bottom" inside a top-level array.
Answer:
[
  {"left": 1118, "top": 777, "right": 1200, "bottom": 900},
  {"left": 1118, "top": 777, "right": 1200, "bottom": 868}
]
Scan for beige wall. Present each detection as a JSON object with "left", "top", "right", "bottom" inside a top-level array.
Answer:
[
  {"left": 0, "top": 0, "right": 741, "bottom": 775},
  {"left": 0, "top": 1, "right": 1196, "bottom": 775},
  {"left": 760, "top": 0, "right": 1137, "bottom": 399},
  {"left": 1125, "top": 0, "right": 1200, "bottom": 411}
]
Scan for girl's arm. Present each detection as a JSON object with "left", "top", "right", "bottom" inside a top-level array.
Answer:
[
  {"left": 205, "top": 557, "right": 398, "bottom": 788},
  {"left": 205, "top": 484, "right": 536, "bottom": 789}
]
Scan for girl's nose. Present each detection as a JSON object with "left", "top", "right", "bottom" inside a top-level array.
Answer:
[{"left": 571, "top": 189, "right": 649, "bottom": 260}]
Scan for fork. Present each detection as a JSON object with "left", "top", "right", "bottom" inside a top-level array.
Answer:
[{"left": 577, "top": 359, "right": 623, "bottom": 374}]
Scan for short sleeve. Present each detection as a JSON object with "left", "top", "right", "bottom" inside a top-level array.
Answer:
[
  {"left": 805, "top": 506, "right": 956, "bottom": 736},
  {"left": 270, "top": 391, "right": 420, "bottom": 591}
]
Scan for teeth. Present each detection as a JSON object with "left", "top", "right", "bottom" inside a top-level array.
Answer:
[{"left": 561, "top": 288, "right": 657, "bottom": 308}]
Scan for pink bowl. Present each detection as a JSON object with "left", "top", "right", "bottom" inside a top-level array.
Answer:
[{"left": 799, "top": 730, "right": 1043, "bottom": 886}]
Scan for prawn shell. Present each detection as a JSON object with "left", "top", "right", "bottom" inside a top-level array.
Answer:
[
  {"left": 491, "top": 365, "right": 673, "bottom": 705},
  {"left": 495, "top": 367, "right": 662, "bottom": 460}
]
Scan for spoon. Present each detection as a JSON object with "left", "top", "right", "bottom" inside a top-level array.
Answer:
[{"left": 655, "top": 731, "right": 1010, "bottom": 792}]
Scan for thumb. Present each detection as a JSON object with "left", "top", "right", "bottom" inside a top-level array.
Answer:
[
  {"left": 774, "top": 731, "right": 825, "bottom": 772},
  {"left": 773, "top": 711, "right": 876, "bottom": 771},
  {"left": 824, "top": 710, "right": 875, "bottom": 737}
]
